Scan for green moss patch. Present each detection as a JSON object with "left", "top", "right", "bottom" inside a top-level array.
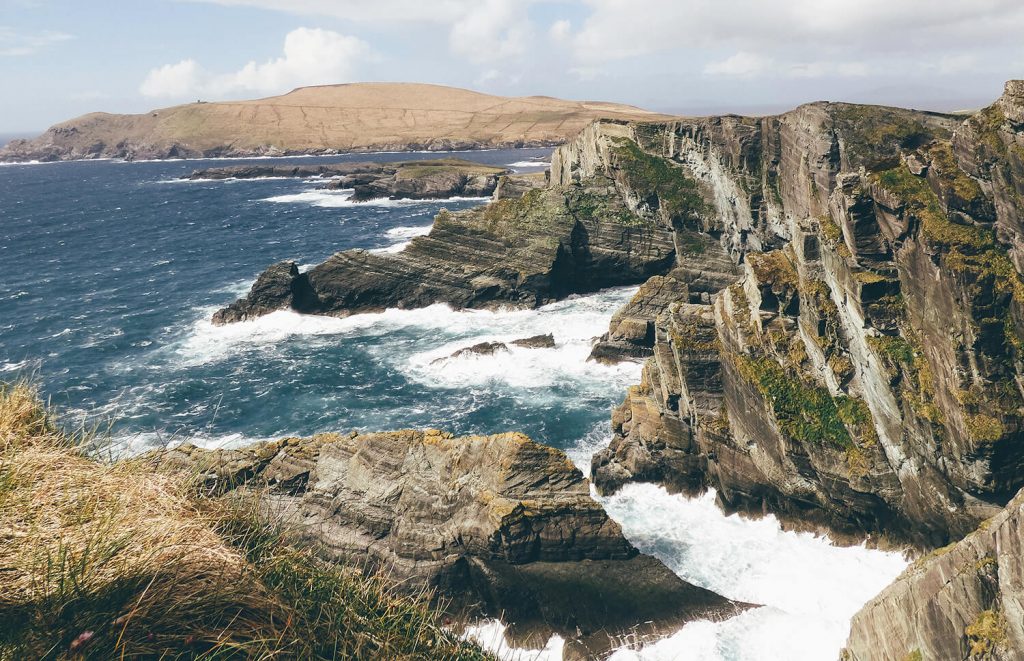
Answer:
[
  {"left": 734, "top": 355, "right": 874, "bottom": 451},
  {"left": 610, "top": 139, "right": 709, "bottom": 223}
]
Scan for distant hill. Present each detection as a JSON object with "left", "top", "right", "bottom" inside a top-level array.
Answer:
[{"left": 0, "top": 82, "right": 672, "bottom": 162}]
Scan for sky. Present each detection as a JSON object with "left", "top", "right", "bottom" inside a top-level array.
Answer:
[{"left": 2, "top": 0, "right": 1024, "bottom": 132}]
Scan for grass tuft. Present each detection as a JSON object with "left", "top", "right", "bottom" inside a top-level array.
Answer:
[{"left": 0, "top": 382, "right": 493, "bottom": 660}]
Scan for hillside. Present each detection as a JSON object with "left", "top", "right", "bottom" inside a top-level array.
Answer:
[{"left": 0, "top": 82, "right": 672, "bottom": 162}]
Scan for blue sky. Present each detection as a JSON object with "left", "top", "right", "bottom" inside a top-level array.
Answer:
[{"left": 2, "top": 0, "right": 1023, "bottom": 132}]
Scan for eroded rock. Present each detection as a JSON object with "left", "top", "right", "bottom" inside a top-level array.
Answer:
[{"left": 141, "top": 430, "right": 743, "bottom": 656}]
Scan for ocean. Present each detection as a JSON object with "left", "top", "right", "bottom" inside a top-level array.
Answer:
[{"left": 0, "top": 149, "right": 907, "bottom": 660}]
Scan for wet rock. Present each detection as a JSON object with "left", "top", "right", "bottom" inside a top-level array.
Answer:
[
  {"left": 141, "top": 430, "right": 744, "bottom": 656},
  {"left": 511, "top": 333, "right": 555, "bottom": 348}
]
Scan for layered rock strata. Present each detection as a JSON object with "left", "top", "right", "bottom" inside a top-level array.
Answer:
[
  {"left": 213, "top": 141, "right": 685, "bottom": 323},
  {"left": 215, "top": 81, "right": 1024, "bottom": 551},
  {"left": 843, "top": 486, "right": 1024, "bottom": 660},
  {"left": 592, "top": 81, "right": 1024, "bottom": 549},
  {"left": 142, "top": 430, "right": 742, "bottom": 656}
]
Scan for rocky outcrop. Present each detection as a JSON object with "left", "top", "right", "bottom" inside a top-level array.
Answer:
[
  {"left": 0, "top": 82, "right": 672, "bottom": 163},
  {"left": 213, "top": 175, "right": 679, "bottom": 324},
  {"left": 142, "top": 430, "right": 742, "bottom": 656},
  {"left": 214, "top": 80, "right": 1024, "bottom": 552},
  {"left": 843, "top": 487, "right": 1024, "bottom": 660},
  {"left": 187, "top": 158, "right": 508, "bottom": 202},
  {"left": 588, "top": 82, "right": 1024, "bottom": 549}
]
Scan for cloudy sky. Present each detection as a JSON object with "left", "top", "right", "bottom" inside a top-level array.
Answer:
[{"left": 2, "top": 0, "right": 1023, "bottom": 132}]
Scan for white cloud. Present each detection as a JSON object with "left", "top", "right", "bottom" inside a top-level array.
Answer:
[
  {"left": 140, "top": 59, "right": 204, "bottom": 98},
  {"left": 139, "top": 27, "right": 370, "bottom": 99},
  {"left": 549, "top": 19, "right": 572, "bottom": 44},
  {"left": 0, "top": 26, "right": 72, "bottom": 56},
  {"left": 935, "top": 54, "right": 978, "bottom": 75},
  {"left": 704, "top": 52, "right": 771, "bottom": 78},
  {"left": 448, "top": 0, "right": 532, "bottom": 64},
  {"left": 570, "top": 0, "right": 1024, "bottom": 74},
  {"left": 180, "top": 0, "right": 480, "bottom": 23}
]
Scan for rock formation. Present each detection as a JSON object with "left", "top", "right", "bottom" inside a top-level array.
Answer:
[
  {"left": 142, "top": 429, "right": 742, "bottom": 656},
  {"left": 589, "top": 81, "right": 1024, "bottom": 550},
  {"left": 217, "top": 81, "right": 1024, "bottom": 553},
  {"left": 0, "top": 82, "right": 671, "bottom": 162},
  {"left": 186, "top": 158, "right": 509, "bottom": 202},
  {"left": 843, "top": 486, "right": 1024, "bottom": 660},
  {"left": 213, "top": 168, "right": 678, "bottom": 323}
]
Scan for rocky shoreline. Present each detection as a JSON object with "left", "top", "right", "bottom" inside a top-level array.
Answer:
[
  {"left": 199, "top": 80, "right": 1024, "bottom": 657},
  {"left": 186, "top": 158, "right": 513, "bottom": 202},
  {"left": 142, "top": 429, "right": 746, "bottom": 656}
]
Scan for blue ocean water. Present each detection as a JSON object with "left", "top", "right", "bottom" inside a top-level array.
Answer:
[{"left": 0, "top": 148, "right": 640, "bottom": 453}]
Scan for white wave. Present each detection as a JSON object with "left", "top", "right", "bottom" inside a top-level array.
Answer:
[
  {"left": 105, "top": 430, "right": 260, "bottom": 458},
  {"left": 506, "top": 160, "right": 549, "bottom": 168},
  {"left": 463, "top": 620, "right": 564, "bottom": 661},
  {"left": 592, "top": 484, "right": 908, "bottom": 661},
  {"left": 172, "top": 287, "right": 638, "bottom": 372},
  {"left": 385, "top": 224, "right": 433, "bottom": 239},
  {"left": 261, "top": 188, "right": 488, "bottom": 209},
  {"left": 401, "top": 290, "right": 640, "bottom": 390},
  {"left": 371, "top": 240, "right": 412, "bottom": 254},
  {"left": 0, "top": 359, "right": 34, "bottom": 373},
  {"left": 369, "top": 225, "right": 433, "bottom": 254}
]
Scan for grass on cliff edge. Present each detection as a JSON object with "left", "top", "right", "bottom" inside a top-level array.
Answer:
[{"left": 0, "top": 381, "right": 493, "bottom": 660}]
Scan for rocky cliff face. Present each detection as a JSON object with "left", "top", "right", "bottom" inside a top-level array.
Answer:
[
  {"left": 142, "top": 430, "right": 742, "bottom": 656},
  {"left": 843, "top": 486, "right": 1024, "bottom": 660},
  {"left": 591, "top": 81, "right": 1024, "bottom": 549},
  {"left": 213, "top": 153, "right": 679, "bottom": 323},
  {"left": 215, "top": 81, "right": 1024, "bottom": 552}
]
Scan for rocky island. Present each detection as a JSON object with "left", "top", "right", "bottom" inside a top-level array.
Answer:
[
  {"left": 216, "top": 80, "right": 1024, "bottom": 657},
  {"left": 0, "top": 82, "right": 670, "bottom": 162}
]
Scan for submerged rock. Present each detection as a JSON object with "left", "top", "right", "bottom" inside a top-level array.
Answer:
[
  {"left": 511, "top": 333, "right": 556, "bottom": 348},
  {"left": 843, "top": 486, "right": 1024, "bottom": 660},
  {"left": 142, "top": 430, "right": 743, "bottom": 656}
]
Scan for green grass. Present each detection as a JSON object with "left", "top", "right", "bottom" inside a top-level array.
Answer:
[
  {"left": 735, "top": 355, "right": 864, "bottom": 449},
  {"left": 610, "top": 139, "right": 709, "bottom": 224}
]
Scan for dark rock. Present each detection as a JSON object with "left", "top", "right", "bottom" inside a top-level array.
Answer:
[
  {"left": 843, "top": 486, "right": 1024, "bottom": 660},
  {"left": 141, "top": 430, "right": 745, "bottom": 656},
  {"left": 215, "top": 183, "right": 677, "bottom": 323},
  {"left": 511, "top": 333, "right": 555, "bottom": 348},
  {"left": 186, "top": 158, "right": 508, "bottom": 202},
  {"left": 212, "top": 261, "right": 311, "bottom": 325}
]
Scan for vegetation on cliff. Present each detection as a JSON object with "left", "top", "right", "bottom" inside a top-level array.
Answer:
[{"left": 0, "top": 381, "right": 491, "bottom": 660}]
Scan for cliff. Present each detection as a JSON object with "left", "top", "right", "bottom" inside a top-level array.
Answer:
[
  {"left": 589, "top": 81, "right": 1024, "bottom": 550},
  {"left": 0, "top": 381, "right": 741, "bottom": 659},
  {"left": 220, "top": 81, "right": 1024, "bottom": 552},
  {"left": 843, "top": 486, "right": 1024, "bottom": 660},
  {"left": 0, "top": 82, "right": 672, "bottom": 162},
  {"left": 142, "top": 429, "right": 743, "bottom": 656},
  {"left": 0, "top": 382, "right": 494, "bottom": 660}
]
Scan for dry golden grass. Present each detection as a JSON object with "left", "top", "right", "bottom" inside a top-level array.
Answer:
[{"left": 0, "top": 380, "right": 493, "bottom": 660}]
